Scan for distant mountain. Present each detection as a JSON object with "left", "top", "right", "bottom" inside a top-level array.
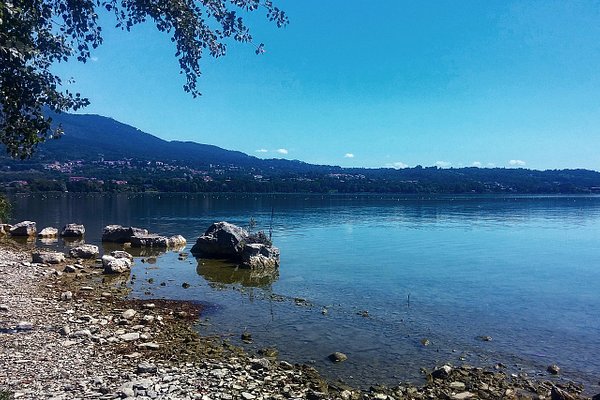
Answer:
[
  {"left": 39, "top": 113, "right": 258, "bottom": 167},
  {"left": 2, "top": 112, "right": 600, "bottom": 194}
]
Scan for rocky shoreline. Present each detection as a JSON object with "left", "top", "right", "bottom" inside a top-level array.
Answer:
[{"left": 0, "top": 241, "right": 596, "bottom": 400}]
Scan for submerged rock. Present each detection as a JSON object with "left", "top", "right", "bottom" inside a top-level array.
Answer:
[
  {"left": 328, "top": 352, "right": 348, "bottom": 363},
  {"left": 69, "top": 244, "right": 99, "bottom": 259},
  {"left": 9, "top": 221, "right": 37, "bottom": 237},
  {"left": 61, "top": 223, "right": 85, "bottom": 237},
  {"left": 547, "top": 364, "right": 560, "bottom": 375}
]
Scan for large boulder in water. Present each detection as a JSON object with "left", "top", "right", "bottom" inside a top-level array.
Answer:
[
  {"left": 102, "top": 225, "right": 148, "bottom": 243},
  {"left": 61, "top": 223, "right": 85, "bottom": 238},
  {"left": 9, "top": 221, "right": 37, "bottom": 237},
  {"left": 191, "top": 222, "right": 249, "bottom": 258},
  {"left": 241, "top": 243, "right": 280, "bottom": 269}
]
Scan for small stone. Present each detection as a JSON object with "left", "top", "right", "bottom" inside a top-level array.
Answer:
[
  {"left": 121, "top": 387, "right": 135, "bottom": 398},
  {"left": 0, "top": 304, "right": 8, "bottom": 311},
  {"left": 59, "top": 325, "right": 71, "bottom": 336},
  {"left": 328, "top": 352, "right": 348, "bottom": 363},
  {"left": 138, "top": 342, "right": 160, "bottom": 349},
  {"left": 16, "top": 321, "right": 33, "bottom": 331},
  {"left": 137, "top": 362, "right": 158, "bottom": 374},
  {"left": 547, "top": 364, "right": 560, "bottom": 375},
  {"left": 142, "top": 303, "right": 156, "bottom": 309},
  {"left": 122, "top": 309, "right": 137, "bottom": 319},
  {"left": 80, "top": 286, "right": 93, "bottom": 291},
  {"left": 452, "top": 392, "right": 475, "bottom": 400},
  {"left": 450, "top": 382, "right": 466, "bottom": 390},
  {"left": 241, "top": 332, "right": 252, "bottom": 342},
  {"left": 420, "top": 338, "right": 431, "bottom": 346},
  {"left": 71, "top": 329, "right": 91, "bottom": 338},
  {"left": 241, "top": 392, "right": 256, "bottom": 400},
  {"left": 478, "top": 335, "right": 493, "bottom": 342},
  {"left": 551, "top": 386, "right": 577, "bottom": 400},
  {"left": 120, "top": 332, "right": 140, "bottom": 341},
  {"left": 64, "top": 265, "right": 77, "bottom": 273},
  {"left": 181, "top": 282, "right": 191, "bottom": 289},
  {"left": 258, "top": 347, "right": 279, "bottom": 358},
  {"left": 60, "top": 291, "right": 73, "bottom": 301},
  {"left": 432, "top": 365, "right": 453, "bottom": 379}
]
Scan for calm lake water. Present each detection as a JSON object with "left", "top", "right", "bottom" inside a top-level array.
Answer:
[{"left": 10, "top": 193, "right": 600, "bottom": 391}]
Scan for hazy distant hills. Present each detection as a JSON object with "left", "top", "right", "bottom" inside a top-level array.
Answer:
[{"left": 3, "top": 112, "right": 600, "bottom": 194}]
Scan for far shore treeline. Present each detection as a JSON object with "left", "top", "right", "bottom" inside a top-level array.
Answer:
[{"left": 3, "top": 113, "right": 600, "bottom": 195}]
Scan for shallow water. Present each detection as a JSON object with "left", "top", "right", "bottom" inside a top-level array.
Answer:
[{"left": 11, "top": 193, "right": 600, "bottom": 390}]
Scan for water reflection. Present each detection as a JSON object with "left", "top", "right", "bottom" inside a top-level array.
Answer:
[
  {"left": 100, "top": 243, "right": 185, "bottom": 258},
  {"left": 62, "top": 237, "right": 85, "bottom": 247},
  {"left": 195, "top": 258, "right": 279, "bottom": 288}
]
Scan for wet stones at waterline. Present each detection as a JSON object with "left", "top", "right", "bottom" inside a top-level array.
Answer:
[
  {"left": 9, "top": 221, "right": 37, "bottom": 237},
  {"left": 32, "top": 251, "right": 66, "bottom": 264},
  {"left": 68, "top": 244, "right": 99, "bottom": 259},
  {"left": 102, "top": 254, "right": 133, "bottom": 274},
  {"left": 38, "top": 227, "right": 58, "bottom": 237},
  {"left": 61, "top": 223, "right": 85, "bottom": 238}
]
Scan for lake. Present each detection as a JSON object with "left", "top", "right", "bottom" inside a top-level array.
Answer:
[{"left": 10, "top": 193, "right": 600, "bottom": 391}]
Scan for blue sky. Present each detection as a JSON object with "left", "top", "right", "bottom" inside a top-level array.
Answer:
[{"left": 53, "top": 1, "right": 600, "bottom": 170}]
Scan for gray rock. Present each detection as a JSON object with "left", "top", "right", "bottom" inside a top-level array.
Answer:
[
  {"left": 120, "top": 387, "right": 135, "bottom": 398},
  {"left": 17, "top": 321, "right": 33, "bottom": 331},
  {"left": 432, "top": 365, "right": 453, "bottom": 379},
  {"left": 111, "top": 250, "right": 134, "bottom": 261},
  {"left": 137, "top": 342, "right": 160, "bottom": 349},
  {"left": 61, "top": 223, "right": 85, "bottom": 237},
  {"left": 547, "top": 364, "right": 560, "bottom": 375},
  {"left": 130, "top": 234, "right": 169, "bottom": 248},
  {"left": 60, "top": 291, "right": 73, "bottom": 301},
  {"left": 32, "top": 251, "right": 66, "bottom": 264},
  {"left": 102, "top": 225, "right": 148, "bottom": 243},
  {"left": 38, "top": 227, "right": 58, "bottom": 237},
  {"left": 452, "top": 392, "right": 475, "bottom": 400},
  {"left": 122, "top": 309, "right": 137, "bottom": 319},
  {"left": 102, "top": 255, "right": 132, "bottom": 274},
  {"left": 59, "top": 325, "right": 70, "bottom": 336},
  {"left": 191, "top": 221, "right": 249, "bottom": 258},
  {"left": 137, "top": 362, "right": 158, "bottom": 374},
  {"left": 64, "top": 265, "right": 77, "bottom": 273},
  {"left": 120, "top": 332, "right": 140, "bottom": 341},
  {"left": 169, "top": 235, "right": 186, "bottom": 247},
  {"left": 328, "top": 352, "right": 348, "bottom": 363},
  {"left": 69, "top": 244, "right": 99, "bottom": 259},
  {"left": 241, "top": 243, "right": 280, "bottom": 269},
  {"left": 9, "top": 221, "right": 37, "bottom": 236}
]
